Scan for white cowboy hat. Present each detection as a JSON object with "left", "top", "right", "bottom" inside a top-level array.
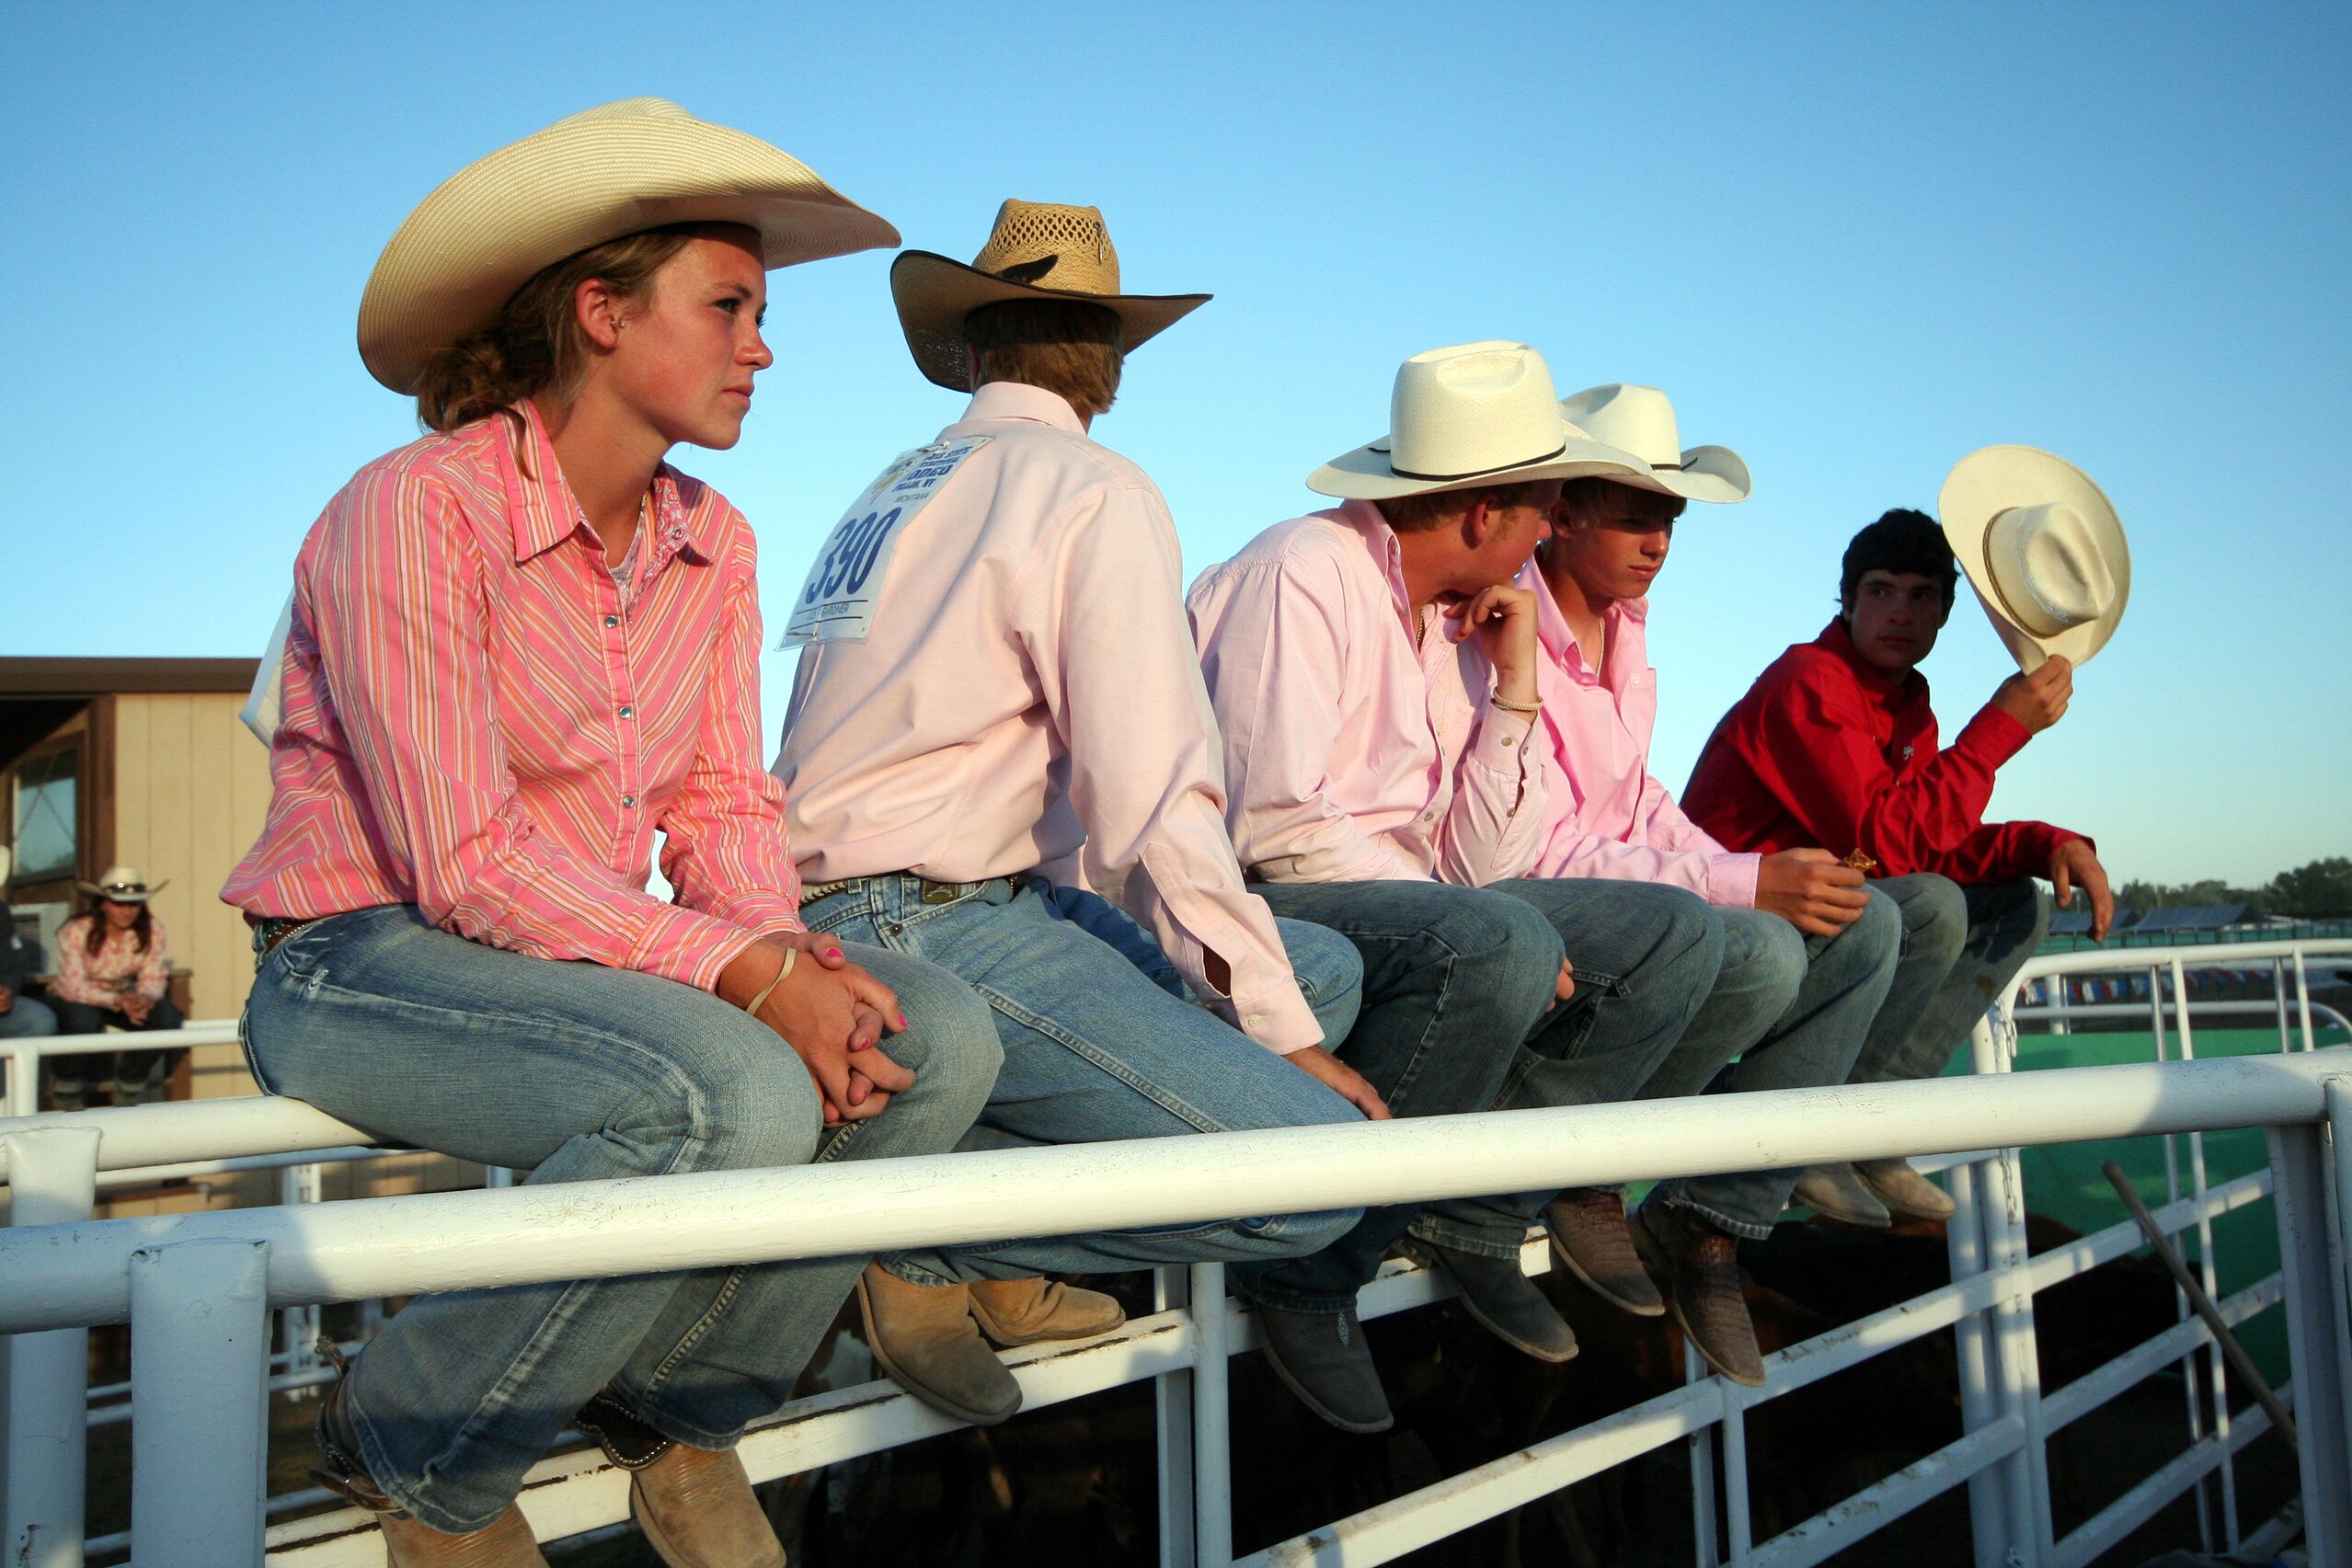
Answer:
[
  {"left": 77, "top": 864, "right": 167, "bottom": 902},
  {"left": 1555, "top": 384, "right": 1751, "bottom": 504},
  {"left": 889, "top": 200, "right": 1210, "bottom": 392},
  {"left": 358, "top": 97, "right": 900, "bottom": 395},
  {"left": 1308, "top": 342, "right": 1655, "bottom": 499},
  {"left": 1939, "top": 446, "right": 2129, "bottom": 671}
]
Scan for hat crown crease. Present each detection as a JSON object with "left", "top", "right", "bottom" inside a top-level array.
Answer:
[
  {"left": 1986, "top": 503, "right": 2113, "bottom": 633},
  {"left": 1389, "top": 342, "right": 1566, "bottom": 478}
]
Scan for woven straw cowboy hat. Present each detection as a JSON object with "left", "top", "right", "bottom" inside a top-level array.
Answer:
[
  {"left": 1308, "top": 342, "right": 1655, "bottom": 500},
  {"left": 1556, "top": 384, "right": 1751, "bottom": 504},
  {"left": 78, "top": 864, "right": 167, "bottom": 902},
  {"left": 1939, "top": 446, "right": 2129, "bottom": 672},
  {"left": 358, "top": 97, "right": 901, "bottom": 395},
  {"left": 889, "top": 200, "right": 1210, "bottom": 392}
]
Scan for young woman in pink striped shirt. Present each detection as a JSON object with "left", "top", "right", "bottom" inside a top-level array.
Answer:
[{"left": 222, "top": 102, "right": 1001, "bottom": 1567}]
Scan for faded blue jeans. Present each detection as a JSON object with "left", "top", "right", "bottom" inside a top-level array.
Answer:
[
  {"left": 1256, "top": 877, "right": 1720, "bottom": 1309},
  {"left": 796, "top": 876, "right": 1365, "bottom": 1288},
  {"left": 240, "top": 904, "right": 1001, "bottom": 1533},
  {"left": 1857, "top": 875, "right": 2050, "bottom": 1084}
]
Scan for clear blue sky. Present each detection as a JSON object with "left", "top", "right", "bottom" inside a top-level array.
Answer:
[{"left": 4, "top": 2, "right": 2346, "bottom": 888}]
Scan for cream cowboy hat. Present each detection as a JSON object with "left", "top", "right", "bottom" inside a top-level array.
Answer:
[
  {"left": 77, "top": 864, "right": 167, "bottom": 902},
  {"left": 358, "top": 97, "right": 901, "bottom": 395},
  {"left": 1308, "top": 342, "right": 1655, "bottom": 500},
  {"left": 1939, "top": 446, "right": 2129, "bottom": 672},
  {"left": 1556, "top": 384, "right": 1750, "bottom": 504},
  {"left": 889, "top": 200, "right": 1210, "bottom": 392}
]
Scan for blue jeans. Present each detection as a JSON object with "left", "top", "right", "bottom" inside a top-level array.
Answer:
[
  {"left": 0, "top": 992, "right": 57, "bottom": 1037},
  {"left": 1856, "top": 875, "right": 2049, "bottom": 1084},
  {"left": 796, "top": 876, "right": 1364, "bottom": 1288},
  {"left": 1233, "top": 878, "right": 1570, "bottom": 1310},
  {"left": 240, "top": 904, "right": 1000, "bottom": 1533},
  {"left": 1638, "top": 893, "right": 1902, "bottom": 1236},
  {"left": 1038, "top": 880, "right": 1365, "bottom": 1044},
  {"left": 1405, "top": 877, "right": 1727, "bottom": 1256}
]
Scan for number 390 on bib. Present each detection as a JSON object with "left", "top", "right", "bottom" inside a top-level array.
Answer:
[{"left": 778, "top": 435, "right": 993, "bottom": 647}]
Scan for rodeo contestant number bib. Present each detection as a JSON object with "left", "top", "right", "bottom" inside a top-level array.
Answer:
[{"left": 778, "top": 435, "right": 993, "bottom": 647}]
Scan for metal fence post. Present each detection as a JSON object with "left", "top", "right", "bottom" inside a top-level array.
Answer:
[
  {"left": 1154, "top": 1264, "right": 1197, "bottom": 1568},
  {"left": 128, "top": 1238, "right": 272, "bottom": 1567},
  {"left": 4, "top": 1126, "right": 100, "bottom": 1568},
  {"left": 278, "top": 1161, "right": 326, "bottom": 1395},
  {"left": 2266, "top": 1120, "right": 2352, "bottom": 1563},
  {"left": 1946, "top": 1150, "right": 2013, "bottom": 1568},
  {"left": 3, "top": 1044, "right": 38, "bottom": 1118},
  {"left": 1190, "top": 1262, "right": 1232, "bottom": 1568}
]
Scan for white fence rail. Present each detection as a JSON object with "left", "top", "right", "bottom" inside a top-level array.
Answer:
[{"left": 3, "top": 939, "right": 2349, "bottom": 1568}]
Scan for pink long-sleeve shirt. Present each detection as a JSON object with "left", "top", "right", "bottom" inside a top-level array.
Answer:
[
  {"left": 774, "top": 381, "right": 1321, "bottom": 1055},
  {"left": 1186, "top": 500, "right": 1546, "bottom": 888},
  {"left": 223, "top": 402, "right": 803, "bottom": 992},
  {"left": 50, "top": 915, "right": 170, "bottom": 1008},
  {"left": 1521, "top": 565, "right": 1761, "bottom": 906}
]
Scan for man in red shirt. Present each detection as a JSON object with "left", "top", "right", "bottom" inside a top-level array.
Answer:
[{"left": 1684, "top": 508, "right": 2112, "bottom": 1215}]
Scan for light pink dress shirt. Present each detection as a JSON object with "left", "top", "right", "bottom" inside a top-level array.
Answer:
[
  {"left": 224, "top": 402, "right": 803, "bottom": 992},
  {"left": 1523, "top": 562, "right": 1761, "bottom": 906},
  {"left": 1187, "top": 499, "right": 1545, "bottom": 887},
  {"left": 774, "top": 382, "right": 1320, "bottom": 1055}
]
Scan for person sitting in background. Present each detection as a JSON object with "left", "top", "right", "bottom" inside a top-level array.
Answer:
[
  {"left": 45, "top": 864, "right": 183, "bottom": 1108},
  {"left": 0, "top": 846, "right": 61, "bottom": 1047},
  {"left": 1684, "top": 463, "right": 2124, "bottom": 1217}
]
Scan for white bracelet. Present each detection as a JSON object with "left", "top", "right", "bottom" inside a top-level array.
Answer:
[
  {"left": 1490, "top": 693, "right": 1542, "bottom": 716},
  {"left": 741, "top": 947, "right": 797, "bottom": 1015}
]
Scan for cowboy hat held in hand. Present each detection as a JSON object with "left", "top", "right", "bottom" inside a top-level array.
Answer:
[
  {"left": 78, "top": 864, "right": 168, "bottom": 901},
  {"left": 1939, "top": 446, "right": 2128, "bottom": 672},
  {"left": 1308, "top": 342, "right": 1656, "bottom": 500},
  {"left": 1556, "top": 383, "right": 1751, "bottom": 505},
  {"left": 889, "top": 200, "right": 1210, "bottom": 392},
  {"left": 358, "top": 97, "right": 900, "bottom": 395}
]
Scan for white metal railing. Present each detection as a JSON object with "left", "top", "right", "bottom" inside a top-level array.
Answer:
[
  {"left": 2, "top": 940, "right": 2348, "bottom": 1568},
  {"left": 1, "top": 1020, "right": 241, "bottom": 1119}
]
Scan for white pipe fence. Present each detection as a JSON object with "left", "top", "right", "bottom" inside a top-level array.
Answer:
[{"left": 1, "top": 938, "right": 2348, "bottom": 1568}]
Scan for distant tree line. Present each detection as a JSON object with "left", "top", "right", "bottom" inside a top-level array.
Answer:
[{"left": 2116, "top": 857, "right": 2352, "bottom": 920}]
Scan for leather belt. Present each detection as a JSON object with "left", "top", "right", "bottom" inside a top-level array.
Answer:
[
  {"left": 799, "top": 874, "right": 1019, "bottom": 908},
  {"left": 251, "top": 915, "right": 325, "bottom": 967}
]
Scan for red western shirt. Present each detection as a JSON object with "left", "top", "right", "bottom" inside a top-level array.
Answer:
[{"left": 1681, "top": 619, "right": 2082, "bottom": 886}]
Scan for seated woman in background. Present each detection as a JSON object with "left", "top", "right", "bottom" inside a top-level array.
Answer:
[{"left": 46, "top": 863, "right": 183, "bottom": 1109}]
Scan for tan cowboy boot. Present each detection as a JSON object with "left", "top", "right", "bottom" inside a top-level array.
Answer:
[
  {"left": 855, "top": 1262, "right": 1021, "bottom": 1425},
  {"left": 313, "top": 1364, "right": 547, "bottom": 1567},
  {"left": 1856, "top": 1157, "right": 1958, "bottom": 1222},
  {"left": 967, "top": 1275, "right": 1126, "bottom": 1346},
  {"left": 632, "top": 1442, "right": 784, "bottom": 1568}
]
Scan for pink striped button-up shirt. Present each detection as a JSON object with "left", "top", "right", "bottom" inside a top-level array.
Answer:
[
  {"left": 774, "top": 382, "right": 1320, "bottom": 1055},
  {"left": 222, "top": 402, "right": 802, "bottom": 992},
  {"left": 1524, "top": 564, "right": 1760, "bottom": 905},
  {"left": 1187, "top": 500, "right": 1545, "bottom": 887}
]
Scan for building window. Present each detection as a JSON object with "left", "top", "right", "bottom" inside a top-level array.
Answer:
[{"left": 11, "top": 743, "right": 78, "bottom": 884}]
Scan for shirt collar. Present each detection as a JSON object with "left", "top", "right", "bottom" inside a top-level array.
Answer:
[
  {"left": 1815, "top": 616, "right": 1921, "bottom": 703},
  {"left": 954, "top": 380, "right": 1087, "bottom": 435},
  {"left": 499, "top": 399, "right": 711, "bottom": 569},
  {"left": 1524, "top": 560, "right": 1647, "bottom": 683},
  {"left": 1332, "top": 498, "right": 1415, "bottom": 624}
]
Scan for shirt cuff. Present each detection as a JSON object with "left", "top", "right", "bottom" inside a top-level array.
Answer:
[
  {"left": 1708, "top": 852, "right": 1763, "bottom": 910},
  {"left": 1225, "top": 977, "right": 1326, "bottom": 1056},
  {"left": 629, "top": 903, "right": 768, "bottom": 992},
  {"left": 1466, "top": 707, "right": 1539, "bottom": 776},
  {"left": 1956, "top": 704, "right": 2033, "bottom": 768}
]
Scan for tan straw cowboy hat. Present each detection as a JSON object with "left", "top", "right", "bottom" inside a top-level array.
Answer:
[
  {"left": 1308, "top": 342, "right": 1655, "bottom": 500},
  {"left": 1939, "top": 446, "right": 2129, "bottom": 672},
  {"left": 889, "top": 200, "right": 1210, "bottom": 391},
  {"left": 358, "top": 97, "right": 900, "bottom": 395},
  {"left": 78, "top": 864, "right": 167, "bottom": 902},
  {"left": 1556, "top": 384, "right": 1751, "bottom": 504}
]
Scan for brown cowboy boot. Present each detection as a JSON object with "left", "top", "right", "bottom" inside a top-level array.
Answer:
[
  {"left": 312, "top": 1354, "right": 547, "bottom": 1567},
  {"left": 632, "top": 1443, "right": 785, "bottom": 1568},
  {"left": 855, "top": 1262, "right": 1021, "bottom": 1425},
  {"left": 967, "top": 1275, "right": 1126, "bottom": 1346},
  {"left": 1856, "top": 1158, "right": 1958, "bottom": 1222},
  {"left": 1542, "top": 1186, "right": 1666, "bottom": 1317},
  {"left": 1632, "top": 1198, "right": 1766, "bottom": 1387}
]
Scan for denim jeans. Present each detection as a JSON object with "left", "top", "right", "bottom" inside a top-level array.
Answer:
[
  {"left": 1405, "top": 877, "right": 1726, "bottom": 1257},
  {"left": 1233, "top": 878, "right": 1570, "bottom": 1310},
  {"left": 1038, "top": 880, "right": 1365, "bottom": 1045},
  {"left": 0, "top": 993, "right": 57, "bottom": 1037},
  {"left": 45, "top": 996, "right": 185, "bottom": 1104},
  {"left": 1855, "top": 875, "right": 2049, "bottom": 1085},
  {"left": 796, "top": 876, "right": 1364, "bottom": 1288},
  {"left": 240, "top": 904, "right": 1000, "bottom": 1533},
  {"left": 1639, "top": 892, "right": 1901, "bottom": 1237}
]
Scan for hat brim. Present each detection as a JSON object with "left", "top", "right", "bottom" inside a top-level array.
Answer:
[
  {"left": 77, "top": 881, "right": 166, "bottom": 901},
  {"left": 1938, "top": 445, "right": 2129, "bottom": 671},
  {"left": 360, "top": 112, "right": 901, "bottom": 395},
  {"left": 1609, "top": 443, "right": 1750, "bottom": 504},
  {"left": 889, "top": 250, "right": 1210, "bottom": 392},
  {"left": 1307, "top": 434, "right": 1657, "bottom": 500}
]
